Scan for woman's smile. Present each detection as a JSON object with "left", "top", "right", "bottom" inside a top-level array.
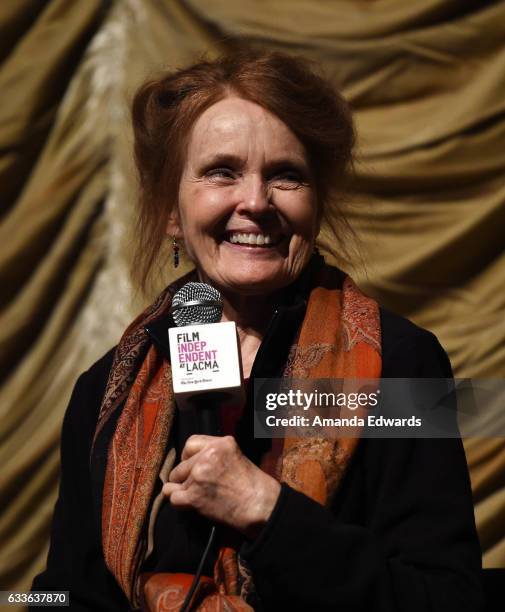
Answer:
[{"left": 225, "top": 231, "right": 281, "bottom": 247}]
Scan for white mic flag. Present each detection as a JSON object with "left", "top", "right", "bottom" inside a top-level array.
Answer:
[{"left": 168, "top": 282, "right": 243, "bottom": 407}]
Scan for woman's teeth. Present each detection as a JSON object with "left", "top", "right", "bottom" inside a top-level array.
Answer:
[{"left": 228, "top": 233, "right": 273, "bottom": 246}]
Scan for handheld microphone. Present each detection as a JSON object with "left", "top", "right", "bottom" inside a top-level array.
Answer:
[
  {"left": 168, "top": 283, "right": 240, "bottom": 612},
  {"left": 168, "top": 282, "right": 244, "bottom": 440}
]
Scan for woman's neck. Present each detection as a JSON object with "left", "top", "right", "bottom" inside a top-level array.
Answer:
[{"left": 220, "top": 292, "right": 278, "bottom": 378}]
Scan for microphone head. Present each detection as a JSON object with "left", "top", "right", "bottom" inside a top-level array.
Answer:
[{"left": 170, "top": 282, "right": 223, "bottom": 326}]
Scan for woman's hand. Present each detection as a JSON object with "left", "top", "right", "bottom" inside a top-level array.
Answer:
[{"left": 162, "top": 435, "right": 281, "bottom": 538}]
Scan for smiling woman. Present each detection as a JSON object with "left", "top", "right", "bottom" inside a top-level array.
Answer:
[
  {"left": 31, "top": 51, "right": 484, "bottom": 612},
  {"left": 175, "top": 97, "right": 317, "bottom": 299},
  {"left": 130, "top": 51, "right": 354, "bottom": 297}
]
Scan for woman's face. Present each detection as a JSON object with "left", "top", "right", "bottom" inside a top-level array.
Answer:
[{"left": 174, "top": 97, "right": 319, "bottom": 296}]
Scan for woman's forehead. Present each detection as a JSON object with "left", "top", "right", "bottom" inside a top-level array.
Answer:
[{"left": 186, "top": 96, "right": 307, "bottom": 164}]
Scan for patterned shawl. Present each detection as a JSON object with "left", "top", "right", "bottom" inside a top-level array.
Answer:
[{"left": 93, "top": 264, "right": 381, "bottom": 610}]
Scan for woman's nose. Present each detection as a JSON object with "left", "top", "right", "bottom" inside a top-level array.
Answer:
[{"left": 235, "top": 175, "right": 272, "bottom": 215}]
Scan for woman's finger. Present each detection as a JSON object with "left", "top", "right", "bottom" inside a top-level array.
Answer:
[
  {"left": 181, "top": 434, "right": 216, "bottom": 461},
  {"left": 162, "top": 482, "right": 193, "bottom": 509},
  {"left": 168, "top": 455, "right": 195, "bottom": 483},
  {"left": 162, "top": 481, "right": 182, "bottom": 496}
]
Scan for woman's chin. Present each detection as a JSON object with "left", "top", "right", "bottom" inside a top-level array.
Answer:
[{"left": 212, "top": 272, "right": 293, "bottom": 297}]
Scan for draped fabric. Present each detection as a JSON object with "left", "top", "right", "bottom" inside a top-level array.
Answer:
[{"left": 1, "top": 0, "right": 504, "bottom": 598}]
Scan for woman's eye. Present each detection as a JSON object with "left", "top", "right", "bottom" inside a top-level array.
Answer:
[
  {"left": 206, "top": 167, "right": 235, "bottom": 180},
  {"left": 270, "top": 171, "right": 304, "bottom": 189}
]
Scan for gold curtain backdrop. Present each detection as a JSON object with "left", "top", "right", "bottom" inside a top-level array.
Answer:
[{"left": 1, "top": 0, "right": 504, "bottom": 596}]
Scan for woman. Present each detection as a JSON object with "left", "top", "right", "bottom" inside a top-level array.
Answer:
[{"left": 32, "top": 51, "right": 484, "bottom": 611}]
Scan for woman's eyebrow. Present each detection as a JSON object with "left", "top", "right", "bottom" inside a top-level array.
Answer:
[
  {"left": 264, "top": 158, "right": 309, "bottom": 175},
  {"left": 198, "top": 153, "right": 244, "bottom": 170}
]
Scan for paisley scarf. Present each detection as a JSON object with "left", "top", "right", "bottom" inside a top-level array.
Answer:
[{"left": 93, "top": 263, "right": 381, "bottom": 610}]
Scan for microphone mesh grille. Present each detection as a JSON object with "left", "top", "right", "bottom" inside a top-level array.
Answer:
[{"left": 171, "top": 282, "right": 223, "bottom": 326}]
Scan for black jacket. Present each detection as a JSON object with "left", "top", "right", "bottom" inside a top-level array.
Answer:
[{"left": 32, "top": 307, "right": 484, "bottom": 611}]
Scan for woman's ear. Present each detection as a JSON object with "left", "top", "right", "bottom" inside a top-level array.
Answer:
[{"left": 166, "top": 211, "right": 183, "bottom": 239}]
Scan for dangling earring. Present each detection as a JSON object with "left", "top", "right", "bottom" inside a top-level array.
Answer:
[{"left": 172, "top": 236, "right": 180, "bottom": 268}]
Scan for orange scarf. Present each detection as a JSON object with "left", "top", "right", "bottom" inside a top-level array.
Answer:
[{"left": 95, "top": 264, "right": 381, "bottom": 610}]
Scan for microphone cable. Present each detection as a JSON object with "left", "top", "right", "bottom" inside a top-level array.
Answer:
[{"left": 179, "top": 524, "right": 216, "bottom": 612}]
